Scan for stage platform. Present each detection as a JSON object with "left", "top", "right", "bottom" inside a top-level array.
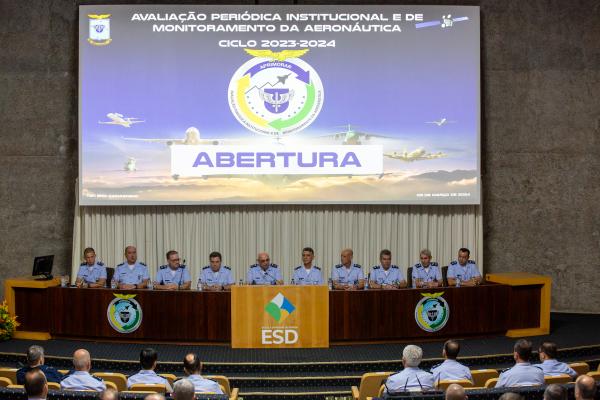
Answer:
[{"left": 1, "top": 313, "right": 599, "bottom": 400}]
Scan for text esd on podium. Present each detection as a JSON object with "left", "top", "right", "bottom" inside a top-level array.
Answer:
[{"left": 231, "top": 285, "right": 329, "bottom": 348}]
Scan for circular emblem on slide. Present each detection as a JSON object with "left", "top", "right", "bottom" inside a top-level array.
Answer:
[
  {"left": 414, "top": 292, "right": 449, "bottom": 332},
  {"left": 107, "top": 294, "right": 143, "bottom": 333},
  {"left": 228, "top": 51, "right": 324, "bottom": 137}
]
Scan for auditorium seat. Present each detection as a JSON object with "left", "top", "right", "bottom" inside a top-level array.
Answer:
[
  {"left": 129, "top": 383, "right": 167, "bottom": 393},
  {"left": 47, "top": 382, "right": 61, "bottom": 390},
  {"left": 351, "top": 371, "right": 393, "bottom": 400},
  {"left": 105, "top": 381, "right": 117, "bottom": 390},
  {"left": 587, "top": 371, "right": 600, "bottom": 381},
  {"left": 437, "top": 379, "right": 474, "bottom": 389},
  {"left": 205, "top": 375, "right": 232, "bottom": 395},
  {"left": 58, "top": 370, "right": 70, "bottom": 375},
  {"left": 0, "top": 377, "right": 12, "bottom": 387},
  {"left": 0, "top": 368, "right": 17, "bottom": 384},
  {"left": 407, "top": 267, "right": 413, "bottom": 288},
  {"left": 6, "top": 384, "right": 23, "bottom": 389},
  {"left": 569, "top": 362, "right": 590, "bottom": 375},
  {"left": 470, "top": 369, "right": 499, "bottom": 387},
  {"left": 544, "top": 374, "right": 572, "bottom": 384},
  {"left": 159, "top": 372, "right": 178, "bottom": 385},
  {"left": 442, "top": 266, "right": 449, "bottom": 286},
  {"left": 93, "top": 372, "right": 127, "bottom": 391},
  {"left": 484, "top": 377, "right": 498, "bottom": 388}
]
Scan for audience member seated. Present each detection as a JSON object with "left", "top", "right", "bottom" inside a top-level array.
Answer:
[
  {"left": 498, "top": 393, "right": 524, "bottom": 400},
  {"left": 496, "top": 339, "right": 544, "bottom": 388},
  {"left": 385, "top": 345, "right": 434, "bottom": 393},
  {"left": 544, "top": 383, "right": 568, "bottom": 400},
  {"left": 183, "top": 352, "right": 223, "bottom": 394},
  {"left": 536, "top": 341, "right": 578, "bottom": 379},
  {"left": 17, "top": 345, "right": 64, "bottom": 385},
  {"left": 60, "top": 349, "right": 106, "bottom": 391},
  {"left": 445, "top": 383, "right": 467, "bottom": 400},
  {"left": 25, "top": 369, "right": 48, "bottom": 400},
  {"left": 144, "top": 395, "right": 166, "bottom": 400},
  {"left": 127, "top": 348, "right": 173, "bottom": 392},
  {"left": 431, "top": 340, "right": 473, "bottom": 384},
  {"left": 100, "top": 388, "right": 119, "bottom": 400},
  {"left": 575, "top": 375, "right": 597, "bottom": 400},
  {"left": 173, "top": 378, "right": 195, "bottom": 400}
]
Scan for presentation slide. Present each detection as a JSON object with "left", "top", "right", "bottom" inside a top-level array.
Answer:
[{"left": 79, "top": 5, "right": 480, "bottom": 205}]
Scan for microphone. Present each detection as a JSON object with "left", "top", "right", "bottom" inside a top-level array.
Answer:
[{"left": 264, "top": 271, "right": 277, "bottom": 285}]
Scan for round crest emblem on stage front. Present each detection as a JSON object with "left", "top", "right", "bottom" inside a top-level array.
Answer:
[
  {"left": 414, "top": 292, "right": 449, "bottom": 332},
  {"left": 107, "top": 293, "right": 143, "bottom": 333}
]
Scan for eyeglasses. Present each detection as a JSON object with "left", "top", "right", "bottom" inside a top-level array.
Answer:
[
  {"left": 169, "top": 258, "right": 181, "bottom": 262},
  {"left": 258, "top": 258, "right": 270, "bottom": 262}
]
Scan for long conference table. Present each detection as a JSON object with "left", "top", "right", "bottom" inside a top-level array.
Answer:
[{"left": 6, "top": 273, "right": 550, "bottom": 343}]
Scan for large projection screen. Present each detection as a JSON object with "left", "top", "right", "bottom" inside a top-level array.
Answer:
[{"left": 79, "top": 5, "right": 480, "bottom": 205}]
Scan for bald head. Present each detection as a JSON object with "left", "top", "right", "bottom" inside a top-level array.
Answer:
[
  {"left": 575, "top": 375, "right": 596, "bottom": 400},
  {"left": 341, "top": 248, "right": 354, "bottom": 266},
  {"left": 73, "top": 349, "right": 91, "bottom": 371},
  {"left": 257, "top": 252, "right": 271, "bottom": 269},
  {"left": 25, "top": 369, "right": 47, "bottom": 398},
  {"left": 144, "top": 395, "right": 166, "bottom": 400},
  {"left": 100, "top": 388, "right": 119, "bottom": 400},
  {"left": 445, "top": 384, "right": 467, "bottom": 400}
]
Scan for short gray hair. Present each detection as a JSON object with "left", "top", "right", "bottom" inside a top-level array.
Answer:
[
  {"left": 420, "top": 249, "right": 432, "bottom": 258},
  {"left": 26, "top": 345, "right": 44, "bottom": 366},
  {"left": 173, "top": 378, "right": 195, "bottom": 400},
  {"left": 402, "top": 345, "right": 423, "bottom": 367}
]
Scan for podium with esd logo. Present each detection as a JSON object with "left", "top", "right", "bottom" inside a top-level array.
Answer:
[{"left": 231, "top": 285, "right": 329, "bottom": 348}]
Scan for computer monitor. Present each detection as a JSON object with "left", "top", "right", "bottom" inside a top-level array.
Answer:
[{"left": 32, "top": 255, "right": 54, "bottom": 280}]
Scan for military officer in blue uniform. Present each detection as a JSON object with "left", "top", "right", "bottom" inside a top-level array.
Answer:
[
  {"left": 331, "top": 248, "right": 364, "bottom": 290},
  {"left": 247, "top": 252, "right": 283, "bottom": 285},
  {"left": 292, "top": 247, "right": 324, "bottom": 285},
  {"left": 115, "top": 246, "right": 150, "bottom": 289},
  {"left": 430, "top": 340, "right": 473, "bottom": 386},
  {"left": 200, "top": 251, "right": 235, "bottom": 291},
  {"left": 447, "top": 248, "right": 482, "bottom": 286},
  {"left": 60, "top": 349, "right": 106, "bottom": 392},
  {"left": 496, "top": 339, "right": 545, "bottom": 388},
  {"left": 154, "top": 250, "right": 191, "bottom": 290},
  {"left": 75, "top": 247, "right": 107, "bottom": 288},
  {"left": 183, "top": 352, "right": 223, "bottom": 394},
  {"left": 536, "top": 342, "right": 577, "bottom": 379},
  {"left": 127, "top": 348, "right": 173, "bottom": 392},
  {"left": 412, "top": 249, "right": 442, "bottom": 288},
  {"left": 369, "top": 249, "right": 407, "bottom": 289},
  {"left": 385, "top": 345, "right": 434, "bottom": 393}
]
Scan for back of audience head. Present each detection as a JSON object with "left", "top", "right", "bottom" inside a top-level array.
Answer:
[
  {"left": 499, "top": 392, "right": 524, "bottom": 400},
  {"left": 144, "top": 395, "right": 166, "bottom": 400},
  {"left": 140, "top": 347, "right": 158, "bottom": 370},
  {"left": 444, "top": 339, "right": 460, "bottom": 360},
  {"left": 72, "top": 348, "right": 92, "bottom": 371},
  {"left": 575, "top": 375, "right": 596, "bottom": 400},
  {"left": 100, "top": 388, "right": 119, "bottom": 400},
  {"left": 25, "top": 369, "right": 47, "bottom": 399},
  {"left": 445, "top": 383, "right": 467, "bottom": 400},
  {"left": 183, "top": 352, "right": 202, "bottom": 375},
  {"left": 539, "top": 341, "right": 558, "bottom": 360},
  {"left": 544, "top": 384, "right": 567, "bottom": 400},
  {"left": 402, "top": 344, "right": 423, "bottom": 367},
  {"left": 173, "top": 378, "right": 195, "bottom": 400},
  {"left": 26, "top": 345, "right": 45, "bottom": 367},
  {"left": 513, "top": 339, "right": 533, "bottom": 362}
]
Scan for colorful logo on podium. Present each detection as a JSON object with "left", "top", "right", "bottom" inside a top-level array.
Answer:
[
  {"left": 415, "top": 292, "right": 449, "bottom": 332},
  {"left": 265, "top": 293, "right": 296, "bottom": 323},
  {"left": 88, "top": 14, "right": 112, "bottom": 46},
  {"left": 107, "top": 293, "right": 142, "bottom": 333}
]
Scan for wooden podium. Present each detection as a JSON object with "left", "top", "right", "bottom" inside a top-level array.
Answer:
[{"left": 231, "top": 285, "right": 329, "bottom": 348}]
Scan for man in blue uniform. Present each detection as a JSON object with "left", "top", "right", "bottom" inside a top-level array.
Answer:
[
  {"left": 447, "top": 248, "right": 482, "bottom": 286},
  {"left": 115, "top": 246, "right": 149, "bottom": 289},
  {"left": 385, "top": 345, "right": 434, "bottom": 393},
  {"left": 412, "top": 249, "right": 442, "bottom": 288},
  {"left": 60, "top": 349, "right": 106, "bottom": 391},
  {"left": 17, "top": 345, "right": 64, "bottom": 385},
  {"left": 75, "top": 247, "right": 107, "bottom": 288},
  {"left": 331, "top": 248, "right": 364, "bottom": 290},
  {"left": 292, "top": 247, "right": 323, "bottom": 285},
  {"left": 536, "top": 342, "right": 577, "bottom": 379},
  {"left": 154, "top": 250, "right": 191, "bottom": 290},
  {"left": 247, "top": 252, "right": 283, "bottom": 285},
  {"left": 369, "top": 249, "right": 406, "bottom": 289},
  {"left": 127, "top": 348, "right": 173, "bottom": 391},
  {"left": 200, "top": 251, "right": 234, "bottom": 291},
  {"left": 496, "top": 339, "right": 545, "bottom": 387},
  {"left": 430, "top": 340, "right": 473, "bottom": 386},
  {"left": 182, "top": 353, "right": 223, "bottom": 394}
]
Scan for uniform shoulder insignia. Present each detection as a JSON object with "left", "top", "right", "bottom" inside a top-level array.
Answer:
[
  {"left": 180, "top": 264, "right": 186, "bottom": 269},
  {"left": 92, "top": 374, "right": 103, "bottom": 382},
  {"left": 500, "top": 367, "right": 512, "bottom": 373},
  {"left": 353, "top": 264, "right": 362, "bottom": 268},
  {"left": 468, "top": 260, "right": 475, "bottom": 264},
  {"left": 139, "top": 262, "right": 147, "bottom": 266},
  {"left": 249, "top": 264, "right": 258, "bottom": 269},
  {"left": 159, "top": 265, "right": 168, "bottom": 269},
  {"left": 532, "top": 365, "right": 543, "bottom": 370},
  {"left": 80, "top": 262, "right": 86, "bottom": 266},
  {"left": 430, "top": 362, "right": 442, "bottom": 370},
  {"left": 294, "top": 266, "right": 301, "bottom": 270},
  {"left": 117, "top": 262, "right": 125, "bottom": 267},
  {"left": 414, "top": 263, "right": 422, "bottom": 268},
  {"left": 335, "top": 264, "right": 343, "bottom": 268},
  {"left": 431, "top": 262, "right": 439, "bottom": 266},
  {"left": 373, "top": 265, "right": 380, "bottom": 270},
  {"left": 224, "top": 265, "right": 231, "bottom": 270},
  {"left": 314, "top": 266, "right": 321, "bottom": 270},
  {"left": 392, "top": 265, "right": 399, "bottom": 269},
  {"left": 271, "top": 263, "right": 279, "bottom": 268},
  {"left": 97, "top": 261, "right": 104, "bottom": 266},
  {"left": 450, "top": 261, "right": 457, "bottom": 265},
  {"left": 203, "top": 266, "right": 210, "bottom": 270}
]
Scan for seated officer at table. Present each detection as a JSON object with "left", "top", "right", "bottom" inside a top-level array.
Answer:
[
  {"left": 496, "top": 339, "right": 545, "bottom": 388},
  {"left": 331, "top": 248, "right": 364, "bottom": 290},
  {"left": 154, "top": 250, "right": 191, "bottom": 290},
  {"left": 115, "top": 246, "right": 149, "bottom": 290},
  {"left": 200, "top": 251, "right": 234, "bottom": 291},
  {"left": 292, "top": 247, "right": 323, "bottom": 285},
  {"left": 385, "top": 345, "right": 434, "bottom": 393},
  {"left": 447, "top": 248, "right": 482, "bottom": 287},
  {"left": 247, "top": 252, "right": 283, "bottom": 285},
  {"left": 412, "top": 248, "right": 442, "bottom": 288},
  {"left": 369, "top": 249, "right": 407, "bottom": 289},
  {"left": 75, "top": 247, "right": 107, "bottom": 288}
]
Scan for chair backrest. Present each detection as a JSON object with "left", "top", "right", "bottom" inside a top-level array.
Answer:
[
  {"left": 129, "top": 383, "right": 167, "bottom": 393},
  {"left": 0, "top": 368, "right": 17, "bottom": 384},
  {"left": 106, "top": 267, "right": 115, "bottom": 286},
  {"left": 105, "top": 381, "right": 118, "bottom": 390},
  {"left": 437, "top": 379, "right": 474, "bottom": 390},
  {"left": 484, "top": 377, "right": 498, "bottom": 388},
  {"left": 6, "top": 385, "right": 23, "bottom": 389},
  {"left": 471, "top": 369, "right": 499, "bottom": 387},
  {"left": 407, "top": 267, "right": 413, "bottom": 288},
  {"left": 441, "top": 266, "right": 449, "bottom": 286},
  {"left": 357, "top": 372, "right": 393, "bottom": 400},
  {"left": 544, "top": 374, "right": 572, "bottom": 384},
  {"left": 586, "top": 371, "right": 600, "bottom": 381},
  {"left": 378, "top": 384, "right": 386, "bottom": 397},
  {"left": 94, "top": 372, "right": 128, "bottom": 391},
  {"left": 0, "top": 377, "right": 12, "bottom": 387},
  {"left": 568, "top": 362, "right": 589, "bottom": 376},
  {"left": 158, "top": 373, "right": 177, "bottom": 385},
  {"left": 47, "top": 381, "right": 61, "bottom": 390},
  {"left": 205, "top": 375, "right": 231, "bottom": 395}
]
